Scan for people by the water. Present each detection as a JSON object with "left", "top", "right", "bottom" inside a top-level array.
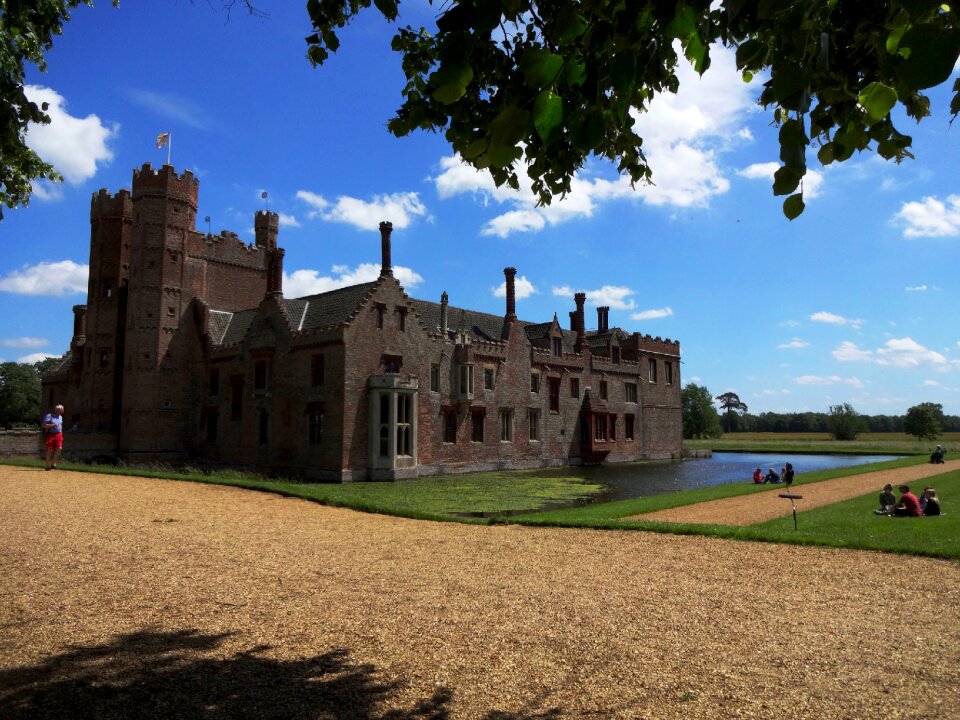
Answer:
[
  {"left": 765, "top": 467, "right": 780, "bottom": 483},
  {"left": 753, "top": 467, "right": 764, "bottom": 484},
  {"left": 874, "top": 483, "right": 897, "bottom": 515},
  {"left": 930, "top": 445, "right": 946, "bottom": 464},
  {"left": 921, "top": 488, "right": 941, "bottom": 516},
  {"left": 893, "top": 485, "right": 923, "bottom": 517},
  {"left": 783, "top": 463, "right": 795, "bottom": 487}
]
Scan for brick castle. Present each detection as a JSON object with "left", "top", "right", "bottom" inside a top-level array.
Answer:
[{"left": 43, "top": 164, "right": 682, "bottom": 479}]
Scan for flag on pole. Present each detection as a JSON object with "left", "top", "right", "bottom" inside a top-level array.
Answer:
[{"left": 156, "top": 133, "right": 171, "bottom": 149}]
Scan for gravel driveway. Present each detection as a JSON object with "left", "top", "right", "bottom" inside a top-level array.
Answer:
[{"left": 2, "top": 467, "right": 958, "bottom": 719}]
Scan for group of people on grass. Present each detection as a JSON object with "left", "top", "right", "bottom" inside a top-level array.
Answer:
[
  {"left": 875, "top": 483, "right": 941, "bottom": 517},
  {"left": 752, "top": 463, "right": 795, "bottom": 485}
]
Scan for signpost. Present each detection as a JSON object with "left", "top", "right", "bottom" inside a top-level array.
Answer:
[{"left": 779, "top": 493, "right": 803, "bottom": 530}]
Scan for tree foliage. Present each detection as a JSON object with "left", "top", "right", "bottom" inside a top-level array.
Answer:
[
  {"left": 715, "top": 391, "right": 748, "bottom": 433},
  {"left": 0, "top": 361, "right": 43, "bottom": 428},
  {"left": 682, "top": 382, "right": 723, "bottom": 439},
  {"left": 827, "top": 402, "right": 866, "bottom": 441},
  {"left": 903, "top": 401, "right": 943, "bottom": 441},
  {"left": 305, "top": 1, "right": 960, "bottom": 219}
]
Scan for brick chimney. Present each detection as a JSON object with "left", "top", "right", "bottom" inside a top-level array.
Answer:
[
  {"left": 574, "top": 292, "right": 586, "bottom": 349},
  {"left": 569, "top": 311, "right": 576, "bottom": 332},
  {"left": 72, "top": 304, "right": 87, "bottom": 344},
  {"left": 598, "top": 306, "right": 609, "bottom": 333},
  {"left": 503, "top": 267, "right": 517, "bottom": 320},
  {"left": 379, "top": 221, "right": 393, "bottom": 277},
  {"left": 440, "top": 291, "right": 449, "bottom": 339},
  {"left": 266, "top": 247, "right": 285, "bottom": 296}
]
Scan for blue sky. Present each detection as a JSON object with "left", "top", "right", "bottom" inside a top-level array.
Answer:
[{"left": 2, "top": 2, "right": 959, "bottom": 417}]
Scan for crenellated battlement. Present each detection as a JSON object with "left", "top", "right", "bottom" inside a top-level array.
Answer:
[
  {"left": 186, "top": 229, "right": 268, "bottom": 269},
  {"left": 90, "top": 188, "right": 133, "bottom": 221},
  {"left": 131, "top": 163, "right": 198, "bottom": 209},
  {"left": 633, "top": 333, "right": 681, "bottom": 355}
]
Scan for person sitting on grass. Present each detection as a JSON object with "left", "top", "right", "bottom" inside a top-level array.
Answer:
[
  {"left": 930, "top": 445, "right": 946, "bottom": 464},
  {"left": 874, "top": 483, "right": 897, "bottom": 515},
  {"left": 765, "top": 468, "right": 780, "bottom": 483},
  {"left": 753, "top": 467, "right": 764, "bottom": 484},
  {"left": 922, "top": 488, "right": 941, "bottom": 516},
  {"left": 893, "top": 485, "right": 922, "bottom": 517}
]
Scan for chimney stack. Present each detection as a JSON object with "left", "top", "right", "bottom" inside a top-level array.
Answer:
[
  {"left": 503, "top": 267, "right": 517, "bottom": 320},
  {"left": 379, "top": 221, "right": 393, "bottom": 277},
  {"left": 569, "top": 311, "right": 576, "bottom": 332},
  {"left": 266, "top": 247, "right": 285, "bottom": 296},
  {"left": 440, "top": 291, "right": 449, "bottom": 339},
  {"left": 72, "top": 304, "right": 87, "bottom": 343},
  {"left": 574, "top": 292, "right": 586, "bottom": 349},
  {"left": 598, "top": 306, "right": 609, "bottom": 333}
]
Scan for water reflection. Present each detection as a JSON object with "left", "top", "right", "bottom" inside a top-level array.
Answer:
[{"left": 541, "top": 452, "right": 900, "bottom": 504}]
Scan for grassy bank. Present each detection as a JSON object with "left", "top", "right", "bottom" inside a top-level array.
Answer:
[{"left": 684, "top": 431, "right": 959, "bottom": 456}]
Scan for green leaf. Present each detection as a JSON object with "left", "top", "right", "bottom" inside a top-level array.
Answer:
[
  {"left": 572, "top": 109, "right": 605, "bottom": 151},
  {"left": 610, "top": 53, "right": 637, "bottom": 95},
  {"left": 858, "top": 82, "right": 898, "bottom": 123},
  {"left": 817, "top": 143, "right": 835, "bottom": 165},
  {"left": 896, "top": 26, "right": 960, "bottom": 91},
  {"left": 430, "top": 60, "right": 474, "bottom": 104},
  {"left": 565, "top": 60, "right": 587, "bottom": 87},
  {"left": 736, "top": 39, "right": 766, "bottom": 70},
  {"left": 520, "top": 48, "right": 564, "bottom": 89},
  {"left": 533, "top": 91, "right": 564, "bottom": 143},
  {"left": 666, "top": 5, "right": 696, "bottom": 40},
  {"left": 772, "top": 166, "right": 802, "bottom": 196},
  {"left": 488, "top": 105, "right": 530, "bottom": 155},
  {"left": 783, "top": 193, "right": 805, "bottom": 220},
  {"left": 778, "top": 119, "right": 807, "bottom": 169},
  {"left": 886, "top": 23, "right": 909, "bottom": 54}
]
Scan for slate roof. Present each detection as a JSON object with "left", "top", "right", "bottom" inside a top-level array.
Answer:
[{"left": 410, "top": 298, "right": 530, "bottom": 343}]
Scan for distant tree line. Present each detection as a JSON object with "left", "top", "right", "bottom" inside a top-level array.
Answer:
[{"left": 720, "top": 407, "right": 960, "bottom": 434}]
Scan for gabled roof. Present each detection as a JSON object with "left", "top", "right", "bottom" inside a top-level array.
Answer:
[{"left": 410, "top": 298, "right": 527, "bottom": 343}]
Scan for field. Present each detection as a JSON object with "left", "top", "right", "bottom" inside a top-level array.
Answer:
[{"left": 684, "top": 431, "right": 960, "bottom": 455}]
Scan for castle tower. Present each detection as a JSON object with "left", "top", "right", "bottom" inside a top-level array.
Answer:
[{"left": 255, "top": 210, "right": 278, "bottom": 249}]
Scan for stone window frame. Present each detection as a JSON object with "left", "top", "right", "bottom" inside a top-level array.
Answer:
[
  {"left": 528, "top": 408, "right": 541, "bottom": 442},
  {"left": 499, "top": 408, "right": 514, "bottom": 443}
]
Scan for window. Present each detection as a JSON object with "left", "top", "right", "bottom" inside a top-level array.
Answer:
[
  {"left": 308, "top": 404, "right": 324, "bottom": 444},
  {"left": 167, "top": 306, "right": 176, "bottom": 317},
  {"left": 549, "top": 377, "right": 561, "bottom": 413},
  {"left": 230, "top": 377, "right": 244, "bottom": 420},
  {"left": 665, "top": 361, "right": 674, "bottom": 385},
  {"left": 379, "top": 395, "right": 390, "bottom": 457},
  {"left": 398, "top": 307, "right": 407, "bottom": 331},
  {"left": 471, "top": 409, "right": 485, "bottom": 443},
  {"left": 209, "top": 368, "right": 220, "bottom": 396},
  {"left": 430, "top": 364, "right": 440, "bottom": 392},
  {"left": 383, "top": 354, "right": 402, "bottom": 374},
  {"left": 396, "top": 394, "right": 413, "bottom": 456},
  {"left": 459, "top": 364, "right": 474, "bottom": 399},
  {"left": 499, "top": 409, "right": 513, "bottom": 442},
  {"left": 609, "top": 414, "right": 617, "bottom": 442},
  {"left": 254, "top": 360, "right": 268, "bottom": 390},
  {"left": 552, "top": 337, "right": 563, "bottom": 357},
  {"left": 612, "top": 346, "right": 621, "bottom": 364},
  {"left": 570, "top": 377, "right": 579, "bottom": 399},
  {"left": 600, "top": 380, "right": 608, "bottom": 400},
  {"left": 443, "top": 409, "right": 457, "bottom": 443},
  {"left": 530, "top": 373, "right": 540, "bottom": 394},
  {"left": 484, "top": 367, "right": 494, "bottom": 390},
  {"left": 311, "top": 354, "right": 325, "bottom": 386},
  {"left": 258, "top": 409, "right": 269, "bottom": 445},
  {"left": 375, "top": 303, "right": 385, "bottom": 329},
  {"left": 99, "top": 350, "right": 109, "bottom": 369},
  {"left": 648, "top": 358, "right": 657, "bottom": 383},
  {"left": 625, "top": 414, "right": 635, "bottom": 441},
  {"left": 625, "top": 382, "right": 638, "bottom": 404},
  {"left": 102, "top": 280, "right": 113, "bottom": 299},
  {"left": 594, "top": 414, "right": 607, "bottom": 441},
  {"left": 528, "top": 408, "right": 540, "bottom": 442}
]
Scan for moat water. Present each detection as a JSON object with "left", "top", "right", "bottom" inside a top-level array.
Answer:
[{"left": 541, "top": 451, "right": 900, "bottom": 507}]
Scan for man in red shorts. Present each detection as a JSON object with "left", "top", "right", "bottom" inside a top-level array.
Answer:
[{"left": 42, "top": 404, "right": 64, "bottom": 470}]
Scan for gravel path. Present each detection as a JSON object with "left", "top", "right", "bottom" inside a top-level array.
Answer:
[
  {"left": 2, "top": 466, "right": 959, "bottom": 719},
  {"left": 632, "top": 459, "right": 960, "bottom": 526}
]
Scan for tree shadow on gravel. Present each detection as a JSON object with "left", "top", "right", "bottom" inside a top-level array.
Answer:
[{"left": 0, "top": 629, "right": 564, "bottom": 720}]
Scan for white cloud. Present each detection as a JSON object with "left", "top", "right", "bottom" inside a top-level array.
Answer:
[
  {"left": 552, "top": 285, "right": 637, "bottom": 310},
  {"left": 630, "top": 307, "right": 674, "bottom": 321},
  {"left": 777, "top": 338, "right": 809, "bottom": 349},
  {"left": 832, "top": 337, "right": 947, "bottom": 369},
  {"left": 16, "top": 352, "right": 58, "bottom": 364},
  {"left": 738, "top": 162, "right": 824, "bottom": 199},
  {"left": 278, "top": 213, "right": 300, "bottom": 228},
  {"left": 128, "top": 89, "right": 209, "bottom": 129},
  {"left": 493, "top": 275, "right": 537, "bottom": 300},
  {"left": 779, "top": 320, "right": 801, "bottom": 328},
  {"left": 24, "top": 85, "right": 116, "bottom": 186},
  {"left": 284, "top": 263, "right": 423, "bottom": 297},
  {"left": 905, "top": 285, "right": 928, "bottom": 292},
  {"left": 923, "top": 380, "right": 941, "bottom": 387},
  {"left": 0, "top": 337, "right": 48, "bottom": 349},
  {"left": 0, "top": 260, "right": 88, "bottom": 296},
  {"left": 432, "top": 45, "right": 760, "bottom": 236},
  {"left": 892, "top": 195, "right": 960, "bottom": 238},
  {"left": 794, "top": 375, "right": 864, "bottom": 388},
  {"left": 810, "top": 311, "right": 863, "bottom": 329},
  {"left": 296, "top": 190, "right": 428, "bottom": 230}
]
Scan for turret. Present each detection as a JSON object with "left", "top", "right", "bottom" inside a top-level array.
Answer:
[
  {"left": 440, "top": 291, "right": 449, "bottom": 339},
  {"left": 255, "top": 210, "right": 279, "bottom": 249}
]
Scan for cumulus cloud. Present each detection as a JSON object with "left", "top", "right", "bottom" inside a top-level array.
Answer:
[
  {"left": 24, "top": 85, "right": 116, "bottom": 186},
  {"left": 284, "top": 263, "right": 423, "bottom": 298},
  {"left": 278, "top": 213, "right": 300, "bottom": 228},
  {"left": 0, "top": 337, "right": 48, "bottom": 349},
  {"left": 892, "top": 195, "right": 960, "bottom": 238},
  {"left": 630, "top": 307, "right": 674, "bottom": 321},
  {"left": 738, "top": 161, "right": 824, "bottom": 199},
  {"left": 296, "top": 190, "right": 427, "bottom": 230},
  {"left": 0, "top": 260, "right": 88, "bottom": 296},
  {"left": 552, "top": 285, "right": 637, "bottom": 310},
  {"left": 432, "top": 45, "right": 759, "bottom": 236},
  {"left": 794, "top": 375, "right": 864, "bottom": 388},
  {"left": 905, "top": 284, "right": 928, "bottom": 292},
  {"left": 810, "top": 311, "right": 863, "bottom": 329},
  {"left": 777, "top": 338, "right": 809, "bottom": 349},
  {"left": 832, "top": 338, "right": 947, "bottom": 368},
  {"left": 493, "top": 275, "right": 537, "bottom": 300},
  {"left": 16, "top": 352, "right": 58, "bottom": 364}
]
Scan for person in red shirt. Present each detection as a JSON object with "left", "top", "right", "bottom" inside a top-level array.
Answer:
[
  {"left": 753, "top": 467, "right": 764, "bottom": 484},
  {"left": 893, "top": 485, "right": 922, "bottom": 517}
]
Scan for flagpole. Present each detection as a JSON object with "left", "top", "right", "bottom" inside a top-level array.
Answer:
[{"left": 167, "top": 133, "right": 172, "bottom": 166}]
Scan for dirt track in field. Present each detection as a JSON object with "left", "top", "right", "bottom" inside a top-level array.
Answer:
[
  {"left": 2, "top": 466, "right": 959, "bottom": 719},
  {"left": 631, "top": 459, "right": 960, "bottom": 526}
]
